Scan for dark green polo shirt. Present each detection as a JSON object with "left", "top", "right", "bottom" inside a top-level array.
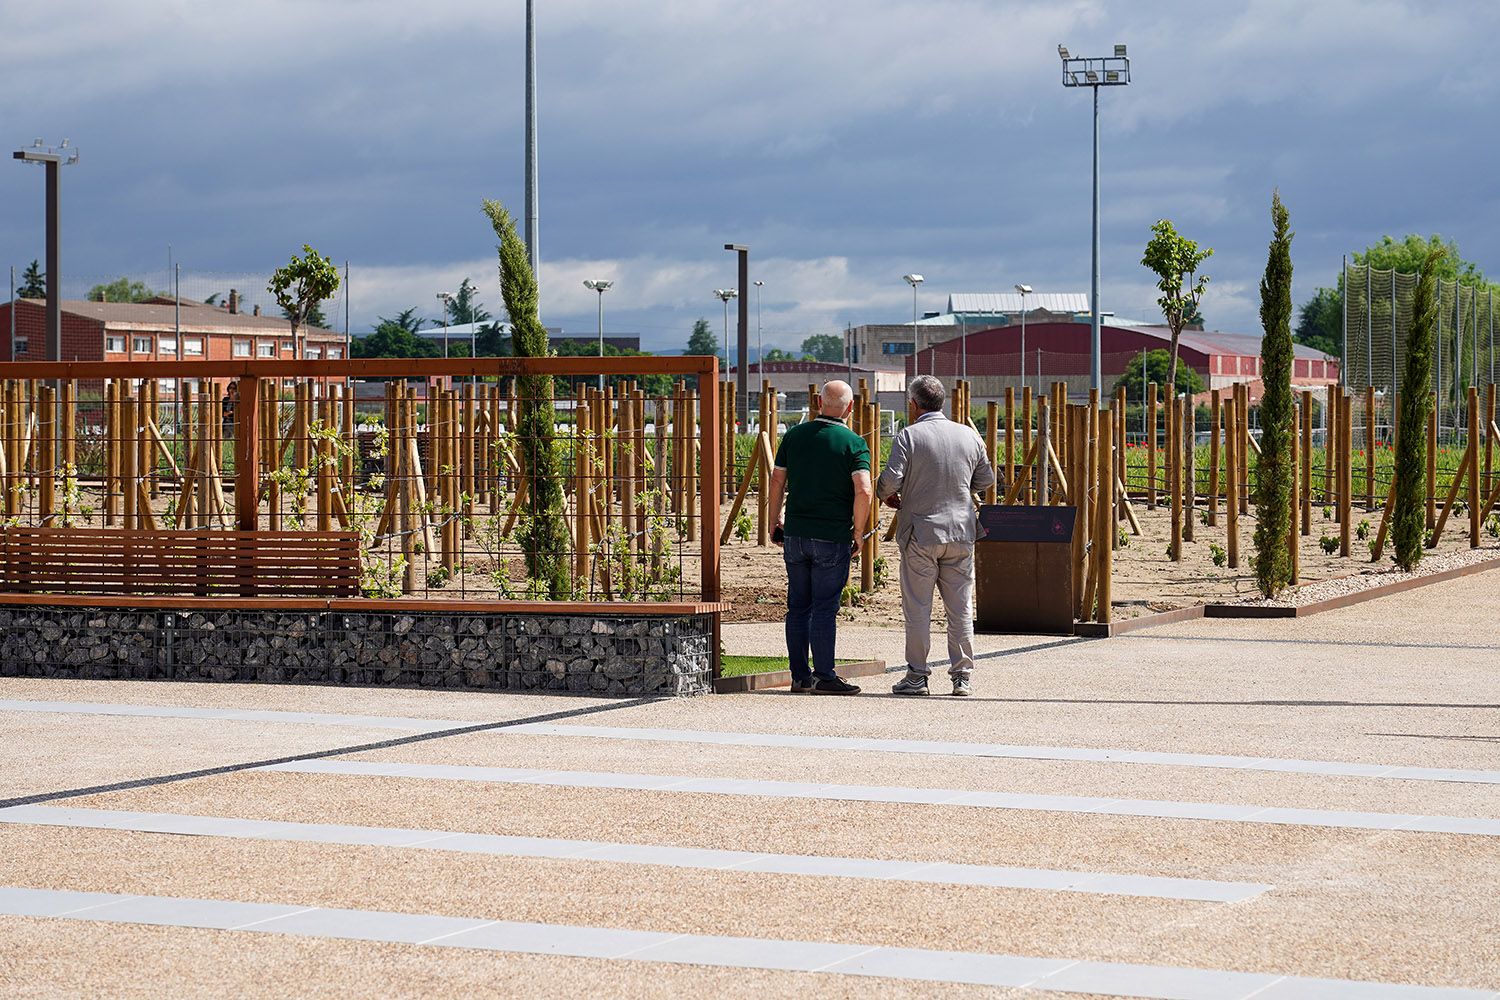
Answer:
[{"left": 774, "top": 417, "right": 871, "bottom": 542}]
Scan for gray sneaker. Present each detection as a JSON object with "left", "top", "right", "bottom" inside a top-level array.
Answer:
[
  {"left": 951, "top": 676, "right": 972, "bottom": 697},
  {"left": 891, "top": 671, "right": 930, "bottom": 696}
]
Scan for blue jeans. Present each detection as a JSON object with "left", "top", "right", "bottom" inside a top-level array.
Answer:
[{"left": 783, "top": 535, "right": 852, "bottom": 684}]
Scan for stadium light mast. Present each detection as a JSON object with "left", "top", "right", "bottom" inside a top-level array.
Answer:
[
  {"left": 714, "top": 288, "right": 737, "bottom": 378},
  {"left": 1059, "top": 43, "right": 1130, "bottom": 402},
  {"left": 13, "top": 138, "right": 79, "bottom": 364}
]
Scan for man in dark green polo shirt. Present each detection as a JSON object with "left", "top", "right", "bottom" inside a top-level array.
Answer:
[{"left": 767, "top": 380, "right": 872, "bottom": 694}]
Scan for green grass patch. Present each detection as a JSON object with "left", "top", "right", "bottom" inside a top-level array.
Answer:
[{"left": 720, "top": 654, "right": 854, "bottom": 677}]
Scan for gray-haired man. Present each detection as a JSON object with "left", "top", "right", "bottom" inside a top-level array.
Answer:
[{"left": 877, "top": 375, "right": 995, "bottom": 696}]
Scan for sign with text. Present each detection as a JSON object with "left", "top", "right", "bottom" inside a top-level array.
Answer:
[
  {"left": 976, "top": 505, "right": 1075, "bottom": 544},
  {"left": 974, "top": 505, "right": 1077, "bottom": 635}
]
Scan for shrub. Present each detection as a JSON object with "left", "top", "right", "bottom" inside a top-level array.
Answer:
[
  {"left": 1252, "top": 192, "right": 1295, "bottom": 597},
  {"left": 1319, "top": 535, "right": 1339, "bottom": 554},
  {"left": 1210, "top": 542, "right": 1227, "bottom": 567},
  {"left": 1392, "top": 247, "right": 1443, "bottom": 571}
]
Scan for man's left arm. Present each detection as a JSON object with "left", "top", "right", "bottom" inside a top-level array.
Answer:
[
  {"left": 851, "top": 470, "right": 873, "bottom": 550},
  {"left": 768, "top": 466, "right": 788, "bottom": 545}
]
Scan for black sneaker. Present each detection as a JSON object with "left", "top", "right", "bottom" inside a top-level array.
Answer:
[
  {"left": 812, "top": 677, "right": 862, "bottom": 695},
  {"left": 789, "top": 680, "right": 815, "bottom": 693}
]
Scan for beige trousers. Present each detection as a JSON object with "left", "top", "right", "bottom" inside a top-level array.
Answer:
[{"left": 898, "top": 540, "right": 975, "bottom": 678}]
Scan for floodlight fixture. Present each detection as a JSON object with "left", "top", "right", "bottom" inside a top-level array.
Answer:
[
  {"left": 903, "top": 275, "right": 925, "bottom": 374},
  {"left": 903, "top": 274, "right": 924, "bottom": 287},
  {"left": 713, "top": 288, "right": 737, "bottom": 373},
  {"left": 583, "top": 279, "right": 613, "bottom": 292},
  {"left": 1014, "top": 284, "right": 1032, "bottom": 295},
  {"left": 1015, "top": 284, "right": 1033, "bottom": 391},
  {"left": 1057, "top": 46, "right": 1131, "bottom": 399}
]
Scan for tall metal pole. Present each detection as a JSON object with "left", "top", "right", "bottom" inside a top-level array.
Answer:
[
  {"left": 725, "top": 245, "right": 750, "bottom": 429},
  {"left": 1019, "top": 296, "right": 1028, "bottom": 394},
  {"left": 1340, "top": 255, "right": 1348, "bottom": 390},
  {"left": 344, "top": 261, "right": 351, "bottom": 361},
  {"left": 1364, "top": 263, "right": 1372, "bottom": 392},
  {"left": 1089, "top": 83, "right": 1101, "bottom": 400},
  {"left": 1390, "top": 268, "right": 1398, "bottom": 399},
  {"left": 754, "top": 280, "right": 763, "bottom": 371},
  {"left": 8, "top": 266, "right": 14, "bottom": 359},
  {"left": 960, "top": 315, "right": 967, "bottom": 382},
  {"left": 911, "top": 284, "right": 919, "bottom": 376},
  {"left": 45, "top": 159, "right": 60, "bottom": 363},
  {"left": 595, "top": 287, "right": 605, "bottom": 392},
  {"left": 524, "top": 0, "right": 539, "bottom": 279}
]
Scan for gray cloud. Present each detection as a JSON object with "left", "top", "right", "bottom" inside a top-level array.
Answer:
[{"left": 3, "top": 0, "right": 1498, "bottom": 353}]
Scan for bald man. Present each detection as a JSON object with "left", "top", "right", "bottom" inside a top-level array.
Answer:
[{"left": 767, "top": 380, "right": 872, "bottom": 695}]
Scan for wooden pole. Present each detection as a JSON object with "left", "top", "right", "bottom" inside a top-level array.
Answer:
[
  {"left": 1426, "top": 403, "right": 1437, "bottom": 529},
  {"left": 756, "top": 383, "right": 770, "bottom": 546},
  {"left": 1021, "top": 387, "right": 1033, "bottom": 505},
  {"left": 700, "top": 373, "right": 721, "bottom": 612},
  {"left": 1003, "top": 388, "right": 1014, "bottom": 502},
  {"left": 1300, "top": 390, "right": 1313, "bottom": 535},
  {"left": 1146, "top": 381, "right": 1157, "bottom": 510},
  {"left": 1225, "top": 396, "right": 1239, "bottom": 569},
  {"left": 1238, "top": 382, "right": 1250, "bottom": 515},
  {"left": 985, "top": 400, "right": 999, "bottom": 503},
  {"left": 1339, "top": 393, "right": 1352, "bottom": 557},
  {"left": 1468, "top": 385, "right": 1481, "bottom": 548},
  {"left": 1326, "top": 383, "right": 1339, "bottom": 510},
  {"left": 1096, "top": 406, "right": 1113, "bottom": 623},
  {"left": 1183, "top": 392, "right": 1196, "bottom": 542},
  {"left": 1208, "top": 389, "right": 1220, "bottom": 526},
  {"left": 1036, "top": 396, "right": 1050, "bottom": 506},
  {"left": 1289, "top": 403, "right": 1300, "bottom": 582},
  {"left": 1365, "top": 384, "right": 1376, "bottom": 510},
  {"left": 235, "top": 376, "right": 261, "bottom": 531}
]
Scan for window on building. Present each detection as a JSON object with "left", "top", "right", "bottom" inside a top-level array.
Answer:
[
  {"left": 882, "top": 342, "right": 915, "bottom": 356},
  {"left": 232, "top": 339, "right": 252, "bottom": 358},
  {"left": 306, "top": 346, "right": 322, "bottom": 360},
  {"left": 106, "top": 335, "right": 126, "bottom": 353},
  {"left": 282, "top": 341, "right": 293, "bottom": 353},
  {"left": 326, "top": 346, "right": 343, "bottom": 360},
  {"left": 160, "top": 337, "right": 177, "bottom": 355},
  {"left": 257, "top": 341, "right": 276, "bottom": 358},
  {"left": 12, "top": 338, "right": 26, "bottom": 357},
  {"left": 132, "top": 336, "right": 153, "bottom": 354},
  {"left": 184, "top": 337, "right": 204, "bottom": 356}
]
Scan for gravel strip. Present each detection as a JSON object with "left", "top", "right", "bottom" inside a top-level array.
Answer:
[{"left": 1229, "top": 548, "right": 1500, "bottom": 608}]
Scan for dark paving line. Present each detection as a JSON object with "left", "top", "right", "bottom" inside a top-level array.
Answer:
[{"left": 0, "top": 697, "right": 658, "bottom": 810}]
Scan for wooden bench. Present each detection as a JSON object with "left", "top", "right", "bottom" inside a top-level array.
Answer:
[{"left": 0, "top": 528, "right": 361, "bottom": 598}]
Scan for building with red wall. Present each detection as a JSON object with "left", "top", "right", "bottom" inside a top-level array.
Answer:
[
  {"left": 908, "top": 320, "right": 1339, "bottom": 401},
  {"left": 1, "top": 295, "right": 347, "bottom": 371}
]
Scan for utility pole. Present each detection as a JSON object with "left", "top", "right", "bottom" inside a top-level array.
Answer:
[{"left": 524, "top": 0, "right": 540, "bottom": 282}]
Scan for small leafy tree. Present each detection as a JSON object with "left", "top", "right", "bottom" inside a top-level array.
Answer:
[
  {"left": 268, "top": 244, "right": 340, "bottom": 358},
  {"left": 482, "top": 198, "right": 571, "bottom": 598},
  {"left": 1253, "top": 193, "right": 1295, "bottom": 597},
  {"left": 88, "top": 277, "right": 160, "bottom": 303},
  {"left": 1110, "top": 348, "right": 1204, "bottom": 400},
  {"left": 800, "top": 334, "right": 844, "bottom": 363},
  {"left": 687, "top": 318, "right": 717, "bottom": 356},
  {"left": 442, "top": 277, "right": 492, "bottom": 326},
  {"left": 17, "top": 260, "right": 45, "bottom": 298},
  {"left": 1392, "top": 247, "right": 1443, "bottom": 570},
  {"left": 1141, "top": 220, "right": 1214, "bottom": 394}
]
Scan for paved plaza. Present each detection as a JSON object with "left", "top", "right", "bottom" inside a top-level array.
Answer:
[{"left": 1, "top": 573, "right": 1497, "bottom": 998}]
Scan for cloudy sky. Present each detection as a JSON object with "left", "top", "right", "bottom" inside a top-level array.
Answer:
[{"left": 3, "top": 0, "right": 1498, "bottom": 352}]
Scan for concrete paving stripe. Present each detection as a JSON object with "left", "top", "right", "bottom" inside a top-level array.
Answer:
[
  {"left": 7, "top": 698, "right": 1496, "bottom": 786},
  {"left": 508, "top": 723, "right": 1500, "bottom": 786},
  {"left": 0, "top": 804, "right": 1267, "bottom": 903},
  {"left": 0, "top": 886, "right": 1491, "bottom": 999},
  {"left": 258, "top": 761, "right": 1500, "bottom": 837},
  {"left": 0, "top": 698, "right": 454, "bottom": 732}
]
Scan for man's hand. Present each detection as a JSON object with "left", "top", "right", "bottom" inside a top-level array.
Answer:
[
  {"left": 772, "top": 521, "right": 785, "bottom": 547},
  {"left": 884, "top": 492, "right": 902, "bottom": 510}
]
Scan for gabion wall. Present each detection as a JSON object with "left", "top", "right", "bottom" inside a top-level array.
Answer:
[{"left": 0, "top": 607, "right": 713, "bottom": 697}]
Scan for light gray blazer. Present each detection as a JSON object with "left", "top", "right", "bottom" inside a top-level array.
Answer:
[{"left": 877, "top": 411, "right": 996, "bottom": 547}]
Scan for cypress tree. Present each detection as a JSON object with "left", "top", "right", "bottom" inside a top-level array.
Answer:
[
  {"left": 1253, "top": 193, "right": 1295, "bottom": 597},
  {"left": 1392, "top": 247, "right": 1443, "bottom": 571},
  {"left": 482, "top": 198, "right": 572, "bottom": 598}
]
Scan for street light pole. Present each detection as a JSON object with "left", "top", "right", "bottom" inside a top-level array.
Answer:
[
  {"left": 1059, "top": 44, "right": 1129, "bottom": 403},
  {"left": 903, "top": 273, "right": 924, "bottom": 376},
  {"left": 753, "top": 280, "right": 764, "bottom": 373},
  {"left": 584, "top": 279, "right": 613, "bottom": 391},
  {"left": 13, "top": 138, "right": 79, "bottom": 364},
  {"left": 714, "top": 288, "right": 738, "bottom": 383},
  {"left": 1015, "top": 284, "right": 1032, "bottom": 395}
]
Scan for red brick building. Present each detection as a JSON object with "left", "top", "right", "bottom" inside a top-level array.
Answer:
[{"left": 1, "top": 293, "right": 347, "bottom": 369}]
